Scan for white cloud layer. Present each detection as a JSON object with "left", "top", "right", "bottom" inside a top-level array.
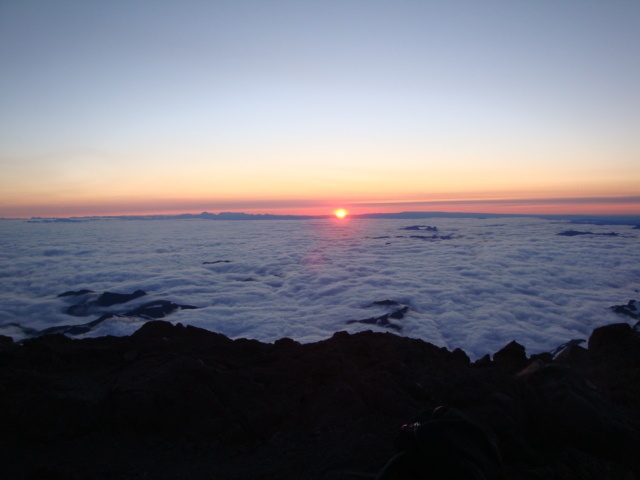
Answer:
[{"left": 0, "top": 217, "right": 638, "bottom": 359}]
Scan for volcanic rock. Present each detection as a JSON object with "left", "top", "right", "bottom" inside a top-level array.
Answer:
[
  {"left": 492, "top": 340, "right": 527, "bottom": 373},
  {"left": 1, "top": 321, "right": 640, "bottom": 479},
  {"left": 610, "top": 299, "right": 640, "bottom": 319},
  {"left": 588, "top": 322, "right": 640, "bottom": 366}
]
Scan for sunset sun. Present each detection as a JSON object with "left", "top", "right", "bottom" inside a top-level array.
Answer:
[{"left": 333, "top": 208, "right": 349, "bottom": 219}]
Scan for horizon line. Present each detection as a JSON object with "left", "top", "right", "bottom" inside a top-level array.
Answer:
[
  {"left": 5, "top": 210, "right": 640, "bottom": 225},
  {"left": 2, "top": 195, "right": 639, "bottom": 220}
]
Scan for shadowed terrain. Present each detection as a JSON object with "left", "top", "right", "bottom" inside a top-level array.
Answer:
[{"left": 1, "top": 320, "right": 639, "bottom": 479}]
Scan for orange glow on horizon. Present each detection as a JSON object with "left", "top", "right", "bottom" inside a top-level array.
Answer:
[{"left": 1, "top": 194, "right": 638, "bottom": 219}]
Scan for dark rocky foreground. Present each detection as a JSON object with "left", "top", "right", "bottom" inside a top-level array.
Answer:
[{"left": 1, "top": 321, "right": 640, "bottom": 480}]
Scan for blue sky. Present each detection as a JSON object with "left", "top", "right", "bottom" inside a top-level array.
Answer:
[{"left": 1, "top": 1, "right": 639, "bottom": 217}]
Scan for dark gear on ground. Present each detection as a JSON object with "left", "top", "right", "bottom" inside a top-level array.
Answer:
[{"left": 376, "top": 406, "right": 505, "bottom": 480}]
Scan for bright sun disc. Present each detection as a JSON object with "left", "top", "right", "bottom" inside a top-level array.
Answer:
[{"left": 333, "top": 208, "right": 348, "bottom": 219}]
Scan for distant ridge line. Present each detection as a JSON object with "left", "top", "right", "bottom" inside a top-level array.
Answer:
[{"left": 11, "top": 211, "right": 640, "bottom": 226}]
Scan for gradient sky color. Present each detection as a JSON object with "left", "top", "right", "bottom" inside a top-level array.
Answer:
[{"left": 1, "top": 1, "right": 639, "bottom": 218}]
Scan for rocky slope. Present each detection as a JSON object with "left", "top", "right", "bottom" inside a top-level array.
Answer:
[{"left": 1, "top": 320, "right": 639, "bottom": 479}]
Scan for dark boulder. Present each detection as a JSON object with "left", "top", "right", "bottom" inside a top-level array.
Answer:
[
  {"left": 492, "top": 341, "right": 528, "bottom": 373},
  {"left": 550, "top": 338, "right": 586, "bottom": 357},
  {"left": 553, "top": 344, "right": 588, "bottom": 367},
  {"left": 588, "top": 322, "right": 640, "bottom": 365}
]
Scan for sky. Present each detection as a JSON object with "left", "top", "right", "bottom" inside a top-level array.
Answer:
[{"left": 1, "top": 0, "right": 639, "bottom": 218}]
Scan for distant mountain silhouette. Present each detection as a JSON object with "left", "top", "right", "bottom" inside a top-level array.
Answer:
[{"left": 19, "top": 211, "right": 640, "bottom": 225}]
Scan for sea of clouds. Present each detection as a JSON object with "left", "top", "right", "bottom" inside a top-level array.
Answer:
[{"left": 0, "top": 217, "right": 638, "bottom": 359}]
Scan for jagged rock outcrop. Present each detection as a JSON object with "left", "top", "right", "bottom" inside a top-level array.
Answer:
[
  {"left": 610, "top": 299, "right": 640, "bottom": 319},
  {"left": 65, "top": 289, "right": 148, "bottom": 315},
  {"left": 1, "top": 321, "right": 639, "bottom": 479},
  {"left": 346, "top": 300, "right": 410, "bottom": 331}
]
